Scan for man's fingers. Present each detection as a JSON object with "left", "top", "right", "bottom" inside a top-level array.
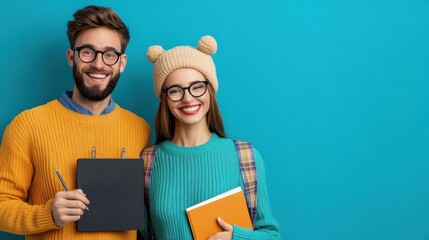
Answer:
[
  {"left": 52, "top": 190, "right": 90, "bottom": 227},
  {"left": 57, "top": 207, "right": 85, "bottom": 216},
  {"left": 60, "top": 190, "right": 90, "bottom": 206}
]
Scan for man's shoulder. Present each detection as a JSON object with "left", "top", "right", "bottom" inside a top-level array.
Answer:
[
  {"left": 116, "top": 105, "right": 144, "bottom": 120},
  {"left": 14, "top": 100, "right": 56, "bottom": 120},
  {"left": 4, "top": 100, "right": 57, "bottom": 134},
  {"left": 115, "top": 105, "right": 150, "bottom": 126}
]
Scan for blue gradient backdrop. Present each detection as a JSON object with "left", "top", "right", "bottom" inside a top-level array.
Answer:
[{"left": 1, "top": 1, "right": 428, "bottom": 239}]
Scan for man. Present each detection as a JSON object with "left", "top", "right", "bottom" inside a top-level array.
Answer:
[{"left": 0, "top": 5, "right": 150, "bottom": 240}]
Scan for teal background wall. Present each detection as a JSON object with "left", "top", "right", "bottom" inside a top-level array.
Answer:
[{"left": 1, "top": 1, "right": 428, "bottom": 239}]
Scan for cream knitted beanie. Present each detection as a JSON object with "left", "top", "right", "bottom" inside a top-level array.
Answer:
[{"left": 147, "top": 35, "right": 218, "bottom": 98}]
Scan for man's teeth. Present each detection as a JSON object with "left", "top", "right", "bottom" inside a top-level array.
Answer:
[{"left": 88, "top": 73, "right": 107, "bottom": 78}]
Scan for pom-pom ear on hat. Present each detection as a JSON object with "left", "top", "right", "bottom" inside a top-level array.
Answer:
[
  {"left": 197, "top": 35, "right": 217, "bottom": 55},
  {"left": 146, "top": 45, "right": 164, "bottom": 63},
  {"left": 147, "top": 35, "right": 219, "bottom": 98}
]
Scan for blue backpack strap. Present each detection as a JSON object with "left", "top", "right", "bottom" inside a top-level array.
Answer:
[
  {"left": 140, "top": 146, "right": 158, "bottom": 240},
  {"left": 234, "top": 140, "right": 258, "bottom": 224}
]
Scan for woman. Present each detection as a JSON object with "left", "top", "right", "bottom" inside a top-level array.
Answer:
[{"left": 141, "top": 35, "right": 280, "bottom": 239}]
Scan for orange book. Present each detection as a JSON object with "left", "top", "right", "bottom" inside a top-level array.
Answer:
[{"left": 186, "top": 186, "right": 253, "bottom": 240}]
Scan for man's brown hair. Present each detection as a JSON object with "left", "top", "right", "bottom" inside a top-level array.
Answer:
[{"left": 67, "top": 5, "right": 130, "bottom": 52}]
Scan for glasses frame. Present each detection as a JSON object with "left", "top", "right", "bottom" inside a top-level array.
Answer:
[
  {"left": 73, "top": 46, "right": 123, "bottom": 66},
  {"left": 163, "top": 81, "right": 210, "bottom": 102}
]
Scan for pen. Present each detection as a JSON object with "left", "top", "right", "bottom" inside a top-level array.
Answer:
[{"left": 55, "top": 168, "right": 89, "bottom": 211}]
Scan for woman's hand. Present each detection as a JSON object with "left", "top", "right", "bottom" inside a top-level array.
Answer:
[{"left": 208, "top": 217, "right": 233, "bottom": 240}]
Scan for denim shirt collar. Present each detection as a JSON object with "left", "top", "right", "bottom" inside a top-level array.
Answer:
[{"left": 58, "top": 91, "right": 115, "bottom": 116}]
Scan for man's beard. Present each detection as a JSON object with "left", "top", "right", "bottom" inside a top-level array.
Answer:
[{"left": 73, "top": 65, "right": 120, "bottom": 101}]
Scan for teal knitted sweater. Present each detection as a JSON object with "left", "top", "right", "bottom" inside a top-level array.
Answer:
[{"left": 140, "top": 133, "right": 280, "bottom": 239}]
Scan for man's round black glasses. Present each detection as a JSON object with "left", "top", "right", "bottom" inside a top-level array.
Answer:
[
  {"left": 163, "top": 81, "right": 210, "bottom": 102},
  {"left": 73, "top": 46, "right": 122, "bottom": 66}
]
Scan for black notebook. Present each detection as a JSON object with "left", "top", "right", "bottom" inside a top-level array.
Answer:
[{"left": 76, "top": 158, "right": 144, "bottom": 231}]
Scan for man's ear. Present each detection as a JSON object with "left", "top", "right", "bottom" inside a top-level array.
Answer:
[
  {"left": 119, "top": 54, "right": 127, "bottom": 73},
  {"left": 66, "top": 49, "right": 74, "bottom": 67}
]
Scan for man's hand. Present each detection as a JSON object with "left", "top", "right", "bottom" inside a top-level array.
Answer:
[
  {"left": 51, "top": 189, "right": 90, "bottom": 227},
  {"left": 208, "top": 217, "right": 233, "bottom": 240}
]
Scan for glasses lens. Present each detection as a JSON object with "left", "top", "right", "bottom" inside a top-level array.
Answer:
[
  {"left": 190, "top": 82, "right": 208, "bottom": 97},
  {"left": 103, "top": 50, "right": 119, "bottom": 65},
  {"left": 78, "top": 47, "right": 96, "bottom": 63},
  {"left": 166, "top": 87, "right": 184, "bottom": 101}
]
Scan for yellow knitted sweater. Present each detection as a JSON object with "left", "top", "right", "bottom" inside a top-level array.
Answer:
[{"left": 0, "top": 100, "right": 150, "bottom": 240}]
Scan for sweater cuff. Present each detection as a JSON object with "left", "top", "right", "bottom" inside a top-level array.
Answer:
[
  {"left": 232, "top": 225, "right": 252, "bottom": 239},
  {"left": 37, "top": 199, "right": 60, "bottom": 230}
]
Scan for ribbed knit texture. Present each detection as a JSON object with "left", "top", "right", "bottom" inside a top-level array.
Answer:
[
  {"left": 141, "top": 134, "right": 280, "bottom": 239},
  {"left": 0, "top": 100, "right": 151, "bottom": 240}
]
